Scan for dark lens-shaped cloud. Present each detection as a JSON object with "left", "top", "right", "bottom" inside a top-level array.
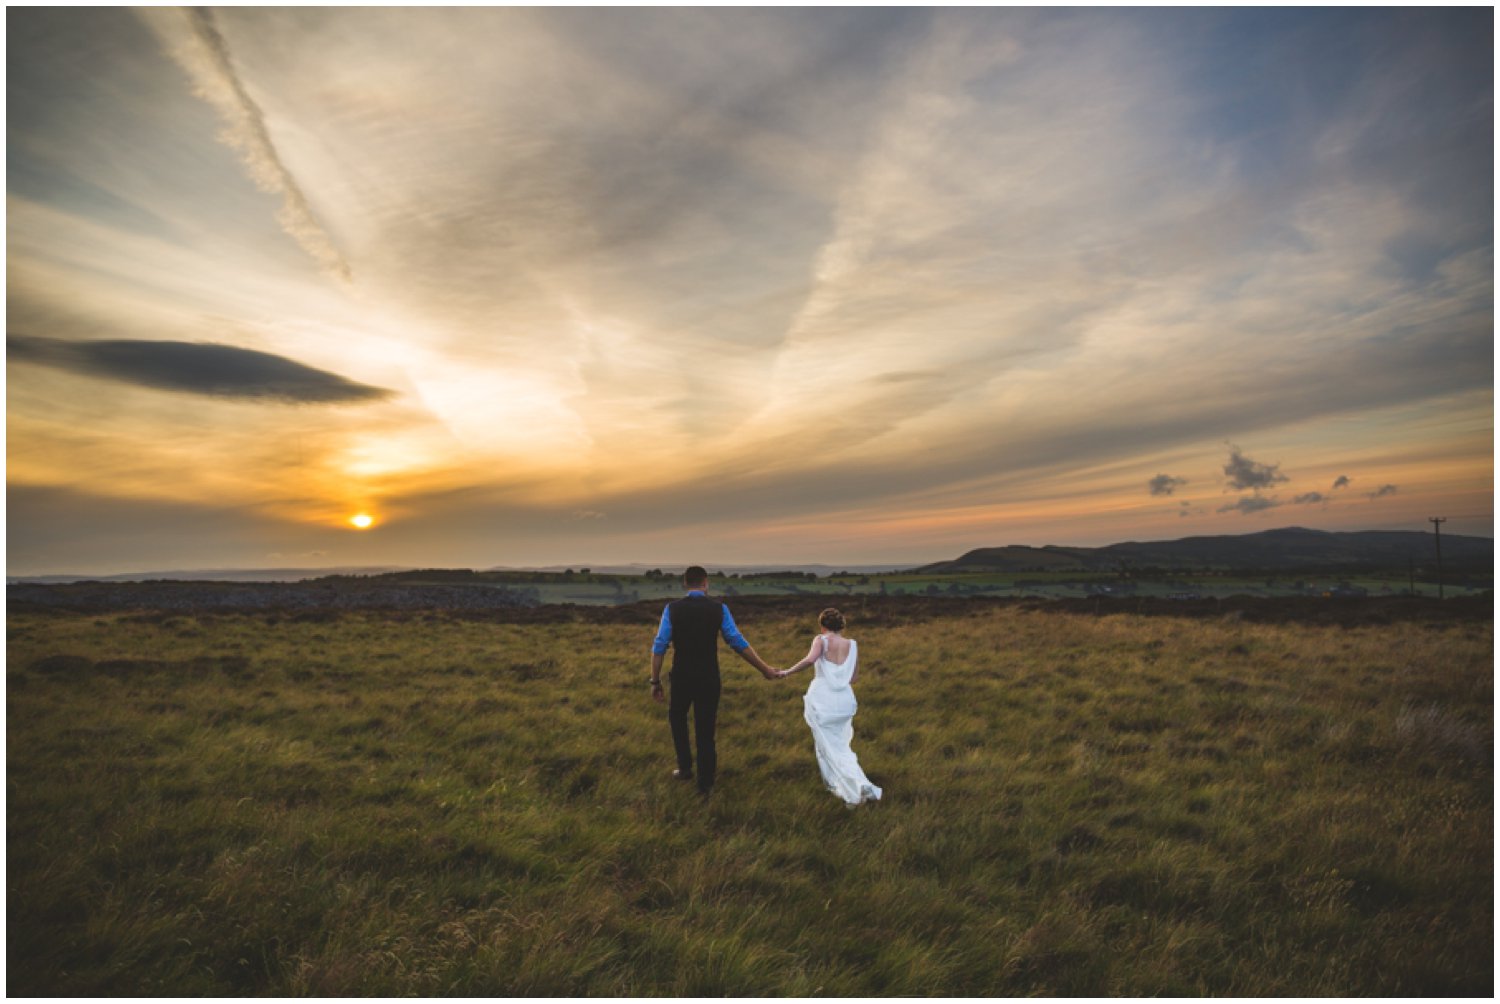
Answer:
[
  {"left": 1217, "top": 496, "right": 1280, "bottom": 515},
  {"left": 1292, "top": 492, "right": 1326, "bottom": 505},
  {"left": 8, "top": 335, "right": 394, "bottom": 404},
  {"left": 1148, "top": 473, "right": 1188, "bottom": 496},
  {"left": 1367, "top": 483, "right": 1398, "bottom": 499},
  {"left": 1332, "top": 475, "right": 1351, "bottom": 489},
  {"left": 1223, "top": 446, "right": 1289, "bottom": 491}
]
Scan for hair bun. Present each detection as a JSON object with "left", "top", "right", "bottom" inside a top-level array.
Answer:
[{"left": 819, "top": 607, "right": 846, "bottom": 632}]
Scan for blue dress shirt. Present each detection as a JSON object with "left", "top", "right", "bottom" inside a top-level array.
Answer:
[{"left": 652, "top": 590, "right": 749, "bottom": 654}]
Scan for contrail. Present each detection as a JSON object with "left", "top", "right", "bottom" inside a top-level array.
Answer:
[{"left": 141, "top": 7, "right": 352, "bottom": 282}]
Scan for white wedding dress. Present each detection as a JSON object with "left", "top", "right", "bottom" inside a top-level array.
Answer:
[{"left": 803, "top": 637, "right": 882, "bottom": 806}]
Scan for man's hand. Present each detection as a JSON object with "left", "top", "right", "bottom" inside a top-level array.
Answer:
[{"left": 649, "top": 652, "right": 666, "bottom": 702}]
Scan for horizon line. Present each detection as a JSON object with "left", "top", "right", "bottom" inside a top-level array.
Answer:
[{"left": 8, "top": 523, "right": 1490, "bottom": 581}]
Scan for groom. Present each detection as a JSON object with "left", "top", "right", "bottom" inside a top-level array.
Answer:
[{"left": 649, "top": 566, "right": 778, "bottom": 796}]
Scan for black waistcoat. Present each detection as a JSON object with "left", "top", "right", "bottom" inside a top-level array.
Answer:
[{"left": 668, "top": 594, "right": 724, "bottom": 676}]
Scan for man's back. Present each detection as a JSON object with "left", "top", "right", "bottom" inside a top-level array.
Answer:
[{"left": 667, "top": 594, "right": 724, "bottom": 675}]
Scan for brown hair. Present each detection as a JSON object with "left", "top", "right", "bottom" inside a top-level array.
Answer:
[{"left": 819, "top": 607, "right": 846, "bottom": 632}]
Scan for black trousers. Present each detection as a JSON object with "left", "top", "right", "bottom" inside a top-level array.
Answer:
[{"left": 668, "top": 669, "right": 720, "bottom": 791}]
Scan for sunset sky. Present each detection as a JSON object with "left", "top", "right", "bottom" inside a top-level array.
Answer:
[{"left": 7, "top": 8, "right": 1493, "bottom": 575}]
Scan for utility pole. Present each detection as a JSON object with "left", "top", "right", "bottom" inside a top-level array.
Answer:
[
  {"left": 1408, "top": 557, "right": 1415, "bottom": 597},
  {"left": 1429, "top": 517, "right": 1446, "bottom": 599}
]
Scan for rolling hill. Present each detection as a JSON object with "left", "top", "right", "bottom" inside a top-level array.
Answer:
[{"left": 917, "top": 527, "right": 1492, "bottom": 574}]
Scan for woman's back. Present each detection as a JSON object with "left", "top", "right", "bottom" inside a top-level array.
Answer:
[
  {"left": 812, "top": 635, "right": 857, "bottom": 695},
  {"left": 819, "top": 633, "right": 852, "bottom": 667}
]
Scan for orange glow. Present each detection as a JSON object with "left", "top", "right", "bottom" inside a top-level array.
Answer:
[{"left": 349, "top": 513, "right": 376, "bottom": 529}]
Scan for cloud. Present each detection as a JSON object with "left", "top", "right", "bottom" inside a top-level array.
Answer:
[
  {"left": 1367, "top": 483, "right": 1398, "bottom": 499},
  {"left": 8, "top": 335, "right": 394, "bottom": 404},
  {"left": 1223, "top": 446, "right": 1289, "bottom": 491},
  {"left": 1332, "top": 475, "right": 1351, "bottom": 489},
  {"left": 570, "top": 509, "right": 606, "bottom": 520},
  {"left": 1148, "top": 473, "right": 1187, "bottom": 496},
  {"left": 1292, "top": 492, "right": 1326, "bottom": 505},
  {"left": 5, "top": 10, "right": 1494, "bottom": 571},
  {"left": 139, "top": 8, "right": 351, "bottom": 281},
  {"left": 1217, "top": 496, "right": 1280, "bottom": 515}
]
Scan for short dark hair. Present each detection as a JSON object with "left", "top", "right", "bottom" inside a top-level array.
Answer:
[{"left": 684, "top": 565, "right": 709, "bottom": 586}]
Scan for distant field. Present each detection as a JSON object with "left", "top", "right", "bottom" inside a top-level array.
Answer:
[
  {"left": 13, "top": 567, "right": 1488, "bottom": 610},
  {"left": 7, "top": 598, "right": 1492, "bottom": 994},
  {"left": 361, "top": 569, "right": 1490, "bottom": 606}
]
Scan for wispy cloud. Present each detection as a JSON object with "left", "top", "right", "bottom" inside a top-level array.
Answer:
[
  {"left": 1293, "top": 492, "right": 1326, "bottom": 505},
  {"left": 8, "top": 335, "right": 393, "bottom": 404},
  {"left": 1148, "top": 473, "right": 1187, "bottom": 496},
  {"left": 1332, "top": 475, "right": 1351, "bottom": 490},
  {"left": 138, "top": 7, "right": 351, "bottom": 281},
  {"left": 5, "top": 9, "right": 1493, "bottom": 570},
  {"left": 1367, "top": 483, "right": 1399, "bottom": 499}
]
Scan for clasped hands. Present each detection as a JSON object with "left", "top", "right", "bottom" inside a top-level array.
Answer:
[{"left": 763, "top": 667, "right": 795, "bottom": 680}]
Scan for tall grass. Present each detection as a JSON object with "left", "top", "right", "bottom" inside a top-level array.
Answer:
[{"left": 7, "top": 603, "right": 1491, "bottom": 994}]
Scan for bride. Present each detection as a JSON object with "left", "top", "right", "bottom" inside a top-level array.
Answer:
[{"left": 777, "top": 608, "right": 882, "bottom": 806}]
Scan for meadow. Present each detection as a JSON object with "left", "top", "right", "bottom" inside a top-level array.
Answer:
[{"left": 7, "top": 597, "right": 1492, "bottom": 994}]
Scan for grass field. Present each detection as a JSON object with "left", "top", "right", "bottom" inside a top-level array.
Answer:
[{"left": 7, "top": 599, "right": 1492, "bottom": 994}]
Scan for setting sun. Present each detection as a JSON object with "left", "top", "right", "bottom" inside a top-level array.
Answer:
[{"left": 3, "top": 8, "right": 1489, "bottom": 578}]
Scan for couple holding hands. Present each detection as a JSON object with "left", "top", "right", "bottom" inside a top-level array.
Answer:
[{"left": 648, "top": 566, "right": 882, "bottom": 806}]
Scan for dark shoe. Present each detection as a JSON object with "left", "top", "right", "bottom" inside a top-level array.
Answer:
[{"left": 672, "top": 769, "right": 694, "bottom": 782}]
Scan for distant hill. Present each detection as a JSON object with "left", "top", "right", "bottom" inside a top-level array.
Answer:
[{"left": 917, "top": 527, "right": 1493, "bottom": 574}]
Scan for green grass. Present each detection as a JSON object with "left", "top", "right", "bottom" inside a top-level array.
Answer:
[{"left": 7, "top": 603, "right": 1492, "bottom": 994}]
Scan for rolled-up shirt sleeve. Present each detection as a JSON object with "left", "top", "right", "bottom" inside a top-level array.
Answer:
[
  {"left": 720, "top": 605, "right": 750, "bottom": 651},
  {"left": 651, "top": 605, "right": 673, "bottom": 654}
]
